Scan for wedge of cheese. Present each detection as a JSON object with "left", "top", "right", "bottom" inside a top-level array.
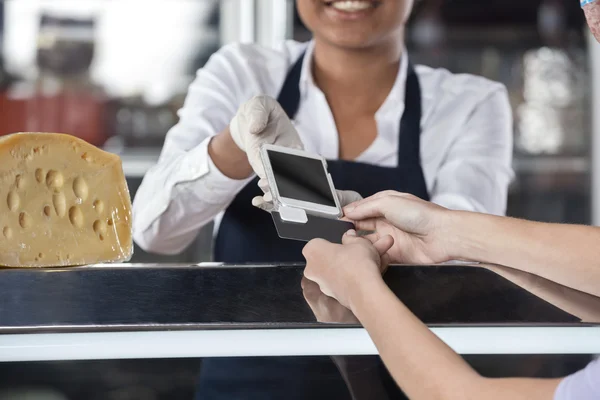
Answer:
[{"left": 0, "top": 132, "right": 133, "bottom": 267}]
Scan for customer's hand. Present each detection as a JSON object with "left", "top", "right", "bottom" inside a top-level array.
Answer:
[
  {"left": 229, "top": 95, "right": 304, "bottom": 179},
  {"left": 303, "top": 230, "right": 394, "bottom": 310},
  {"left": 343, "top": 191, "right": 453, "bottom": 264}
]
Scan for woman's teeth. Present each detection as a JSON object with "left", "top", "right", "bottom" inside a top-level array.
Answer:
[{"left": 330, "top": 1, "right": 373, "bottom": 12}]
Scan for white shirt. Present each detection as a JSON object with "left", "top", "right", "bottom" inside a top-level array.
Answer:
[{"left": 132, "top": 40, "right": 514, "bottom": 255}]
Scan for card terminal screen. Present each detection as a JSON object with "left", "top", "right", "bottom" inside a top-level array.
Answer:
[{"left": 268, "top": 150, "right": 336, "bottom": 207}]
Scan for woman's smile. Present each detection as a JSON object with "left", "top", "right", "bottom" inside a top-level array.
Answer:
[{"left": 323, "top": 0, "right": 383, "bottom": 21}]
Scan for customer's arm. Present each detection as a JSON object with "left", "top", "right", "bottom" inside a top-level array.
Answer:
[
  {"left": 302, "top": 235, "right": 563, "bottom": 400},
  {"left": 449, "top": 213, "right": 600, "bottom": 298},
  {"left": 344, "top": 192, "right": 600, "bottom": 297},
  {"left": 482, "top": 264, "right": 600, "bottom": 322},
  {"left": 353, "top": 278, "right": 562, "bottom": 400}
]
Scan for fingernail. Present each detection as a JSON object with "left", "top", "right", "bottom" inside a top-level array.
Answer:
[
  {"left": 345, "top": 229, "right": 356, "bottom": 236},
  {"left": 344, "top": 206, "right": 355, "bottom": 213}
]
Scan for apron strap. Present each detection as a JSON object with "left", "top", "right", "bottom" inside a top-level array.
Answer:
[
  {"left": 277, "top": 53, "right": 306, "bottom": 119},
  {"left": 399, "top": 63, "right": 422, "bottom": 166}
]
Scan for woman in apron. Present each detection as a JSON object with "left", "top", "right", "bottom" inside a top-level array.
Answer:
[{"left": 132, "top": 0, "right": 514, "bottom": 398}]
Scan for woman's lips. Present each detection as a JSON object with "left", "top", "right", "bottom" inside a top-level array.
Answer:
[
  {"left": 323, "top": 0, "right": 382, "bottom": 21},
  {"left": 329, "top": 1, "right": 374, "bottom": 12}
]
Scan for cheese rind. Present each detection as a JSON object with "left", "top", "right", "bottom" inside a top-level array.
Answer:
[{"left": 0, "top": 132, "right": 133, "bottom": 267}]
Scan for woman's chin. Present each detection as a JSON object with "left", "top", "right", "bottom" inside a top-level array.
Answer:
[{"left": 316, "top": 29, "right": 383, "bottom": 50}]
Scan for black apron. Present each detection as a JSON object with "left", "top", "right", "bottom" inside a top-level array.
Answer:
[{"left": 196, "top": 52, "right": 429, "bottom": 399}]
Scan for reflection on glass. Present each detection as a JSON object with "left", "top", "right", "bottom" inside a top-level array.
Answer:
[
  {"left": 301, "top": 277, "right": 358, "bottom": 324},
  {"left": 302, "top": 279, "right": 398, "bottom": 399},
  {"left": 482, "top": 264, "right": 600, "bottom": 323},
  {"left": 302, "top": 265, "right": 600, "bottom": 325}
]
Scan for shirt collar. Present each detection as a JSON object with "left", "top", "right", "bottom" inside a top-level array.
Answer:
[{"left": 298, "top": 40, "right": 409, "bottom": 110}]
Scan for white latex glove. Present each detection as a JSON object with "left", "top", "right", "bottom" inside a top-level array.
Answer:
[
  {"left": 252, "top": 182, "right": 363, "bottom": 213},
  {"left": 231, "top": 95, "right": 362, "bottom": 213},
  {"left": 229, "top": 94, "right": 304, "bottom": 180}
]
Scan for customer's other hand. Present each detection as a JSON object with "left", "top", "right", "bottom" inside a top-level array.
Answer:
[
  {"left": 303, "top": 231, "right": 393, "bottom": 310},
  {"left": 343, "top": 191, "right": 453, "bottom": 264}
]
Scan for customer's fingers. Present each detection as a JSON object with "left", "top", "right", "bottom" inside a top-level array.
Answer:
[
  {"left": 372, "top": 235, "right": 394, "bottom": 257},
  {"left": 344, "top": 197, "right": 396, "bottom": 220},
  {"left": 344, "top": 191, "right": 412, "bottom": 210},
  {"left": 351, "top": 218, "right": 380, "bottom": 231}
]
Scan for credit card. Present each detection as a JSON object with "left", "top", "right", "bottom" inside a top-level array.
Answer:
[{"left": 271, "top": 211, "right": 355, "bottom": 244}]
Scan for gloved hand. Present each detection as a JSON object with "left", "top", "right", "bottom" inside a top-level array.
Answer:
[
  {"left": 252, "top": 185, "right": 363, "bottom": 213},
  {"left": 230, "top": 95, "right": 362, "bottom": 213},
  {"left": 229, "top": 95, "right": 304, "bottom": 180}
]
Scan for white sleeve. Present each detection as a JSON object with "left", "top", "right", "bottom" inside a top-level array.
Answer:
[
  {"left": 554, "top": 358, "right": 600, "bottom": 400},
  {"left": 429, "top": 86, "right": 514, "bottom": 216},
  {"left": 132, "top": 45, "right": 259, "bottom": 255}
]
